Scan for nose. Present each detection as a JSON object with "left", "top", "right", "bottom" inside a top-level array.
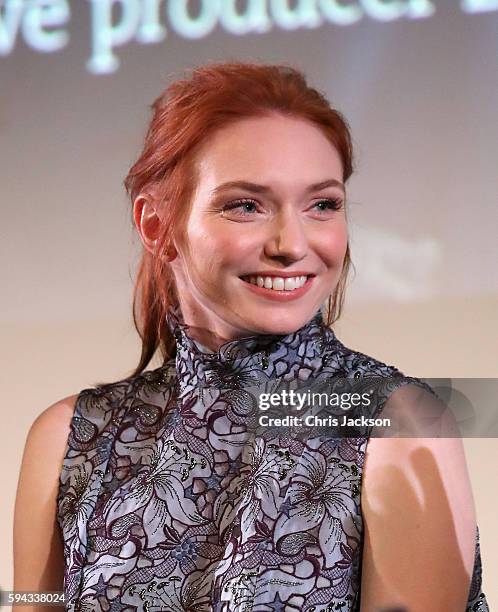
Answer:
[{"left": 264, "top": 208, "right": 308, "bottom": 263}]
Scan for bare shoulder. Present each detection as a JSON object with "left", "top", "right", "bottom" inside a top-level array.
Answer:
[
  {"left": 363, "top": 435, "right": 476, "bottom": 530},
  {"left": 359, "top": 385, "right": 478, "bottom": 611},
  {"left": 18, "top": 393, "right": 78, "bottom": 487},
  {"left": 363, "top": 383, "right": 475, "bottom": 521},
  {"left": 13, "top": 394, "right": 79, "bottom": 593},
  {"left": 30, "top": 393, "right": 78, "bottom": 440}
]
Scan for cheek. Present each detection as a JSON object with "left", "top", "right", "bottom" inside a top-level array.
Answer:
[
  {"left": 186, "top": 221, "right": 245, "bottom": 277},
  {"left": 314, "top": 222, "right": 348, "bottom": 265}
]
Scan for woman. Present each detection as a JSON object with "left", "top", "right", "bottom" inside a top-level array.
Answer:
[{"left": 14, "top": 62, "right": 488, "bottom": 611}]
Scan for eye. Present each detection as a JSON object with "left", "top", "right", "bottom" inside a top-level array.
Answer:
[
  {"left": 221, "top": 198, "right": 259, "bottom": 217},
  {"left": 312, "top": 198, "right": 343, "bottom": 214}
]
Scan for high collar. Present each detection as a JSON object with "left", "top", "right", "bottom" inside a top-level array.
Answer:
[{"left": 165, "top": 305, "right": 340, "bottom": 396}]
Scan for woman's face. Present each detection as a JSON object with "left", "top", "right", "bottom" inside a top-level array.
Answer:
[{"left": 169, "top": 113, "right": 348, "bottom": 346}]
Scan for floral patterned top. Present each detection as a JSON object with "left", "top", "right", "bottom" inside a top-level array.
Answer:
[{"left": 57, "top": 306, "right": 488, "bottom": 611}]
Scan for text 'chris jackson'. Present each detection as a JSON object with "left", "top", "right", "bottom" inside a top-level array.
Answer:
[{"left": 258, "top": 389, "right": 392, "bottom": 429}]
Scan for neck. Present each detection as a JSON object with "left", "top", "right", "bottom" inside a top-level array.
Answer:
[
  {"left": 173, "top": 301, "right": 287, "bottom": 353},
  {"left": 183, "top": 323, "right": 235, "bottom": 353}
]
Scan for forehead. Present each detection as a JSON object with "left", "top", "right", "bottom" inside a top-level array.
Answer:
[{"left": 193, "top": 114, "right": 343, "bottom": 195}]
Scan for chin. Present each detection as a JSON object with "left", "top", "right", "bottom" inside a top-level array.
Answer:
[{"left": 244, "top": 309, "right": 311, "bottom": 335}]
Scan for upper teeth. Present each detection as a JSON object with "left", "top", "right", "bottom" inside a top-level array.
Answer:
[{"left": 244, "top": 275, "right": 309, "bottom": 291}]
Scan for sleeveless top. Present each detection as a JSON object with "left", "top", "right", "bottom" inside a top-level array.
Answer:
[{"left": 57, "top": 306, "right": 488, "bottom": 611}]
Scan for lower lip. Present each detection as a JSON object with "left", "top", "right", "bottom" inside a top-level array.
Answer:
[{"left": 239, "top": 276, "right": 315, "bottom": 301}]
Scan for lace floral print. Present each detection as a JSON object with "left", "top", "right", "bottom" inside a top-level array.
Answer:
[{"left": 57, "top": 307, "right": 488, "bottom": 611}]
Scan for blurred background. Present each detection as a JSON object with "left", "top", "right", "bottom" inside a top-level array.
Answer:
[{"left": 1, "top": 0, "right": 497, "bottom": 605}]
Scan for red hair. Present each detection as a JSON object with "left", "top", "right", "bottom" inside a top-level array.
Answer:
[{"left": 124, "top": 61, "right": 355, "bottom": 379}]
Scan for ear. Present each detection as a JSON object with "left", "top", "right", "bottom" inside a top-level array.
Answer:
[
  {"left": 133, "top": 194, "right": 160, "bottom": 254},
  {"left": 132, "top": 193, "right": 174, "bottom": 260}
]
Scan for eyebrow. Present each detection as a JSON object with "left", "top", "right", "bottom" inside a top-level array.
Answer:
[{"left": 210, "top": 178, "right": 345, "bottom": 197}]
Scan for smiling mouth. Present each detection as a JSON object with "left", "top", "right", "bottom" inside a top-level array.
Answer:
[{"left": 239, "top": 274, "right": 314, "bottom": 292}]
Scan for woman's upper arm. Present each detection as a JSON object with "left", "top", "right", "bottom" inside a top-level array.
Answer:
[
  {"left": 13, "top": 395, "right": 77, "bottom": 596},
  {"left": 359, "top": 392, "right": 478, "bottom": 612}
]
